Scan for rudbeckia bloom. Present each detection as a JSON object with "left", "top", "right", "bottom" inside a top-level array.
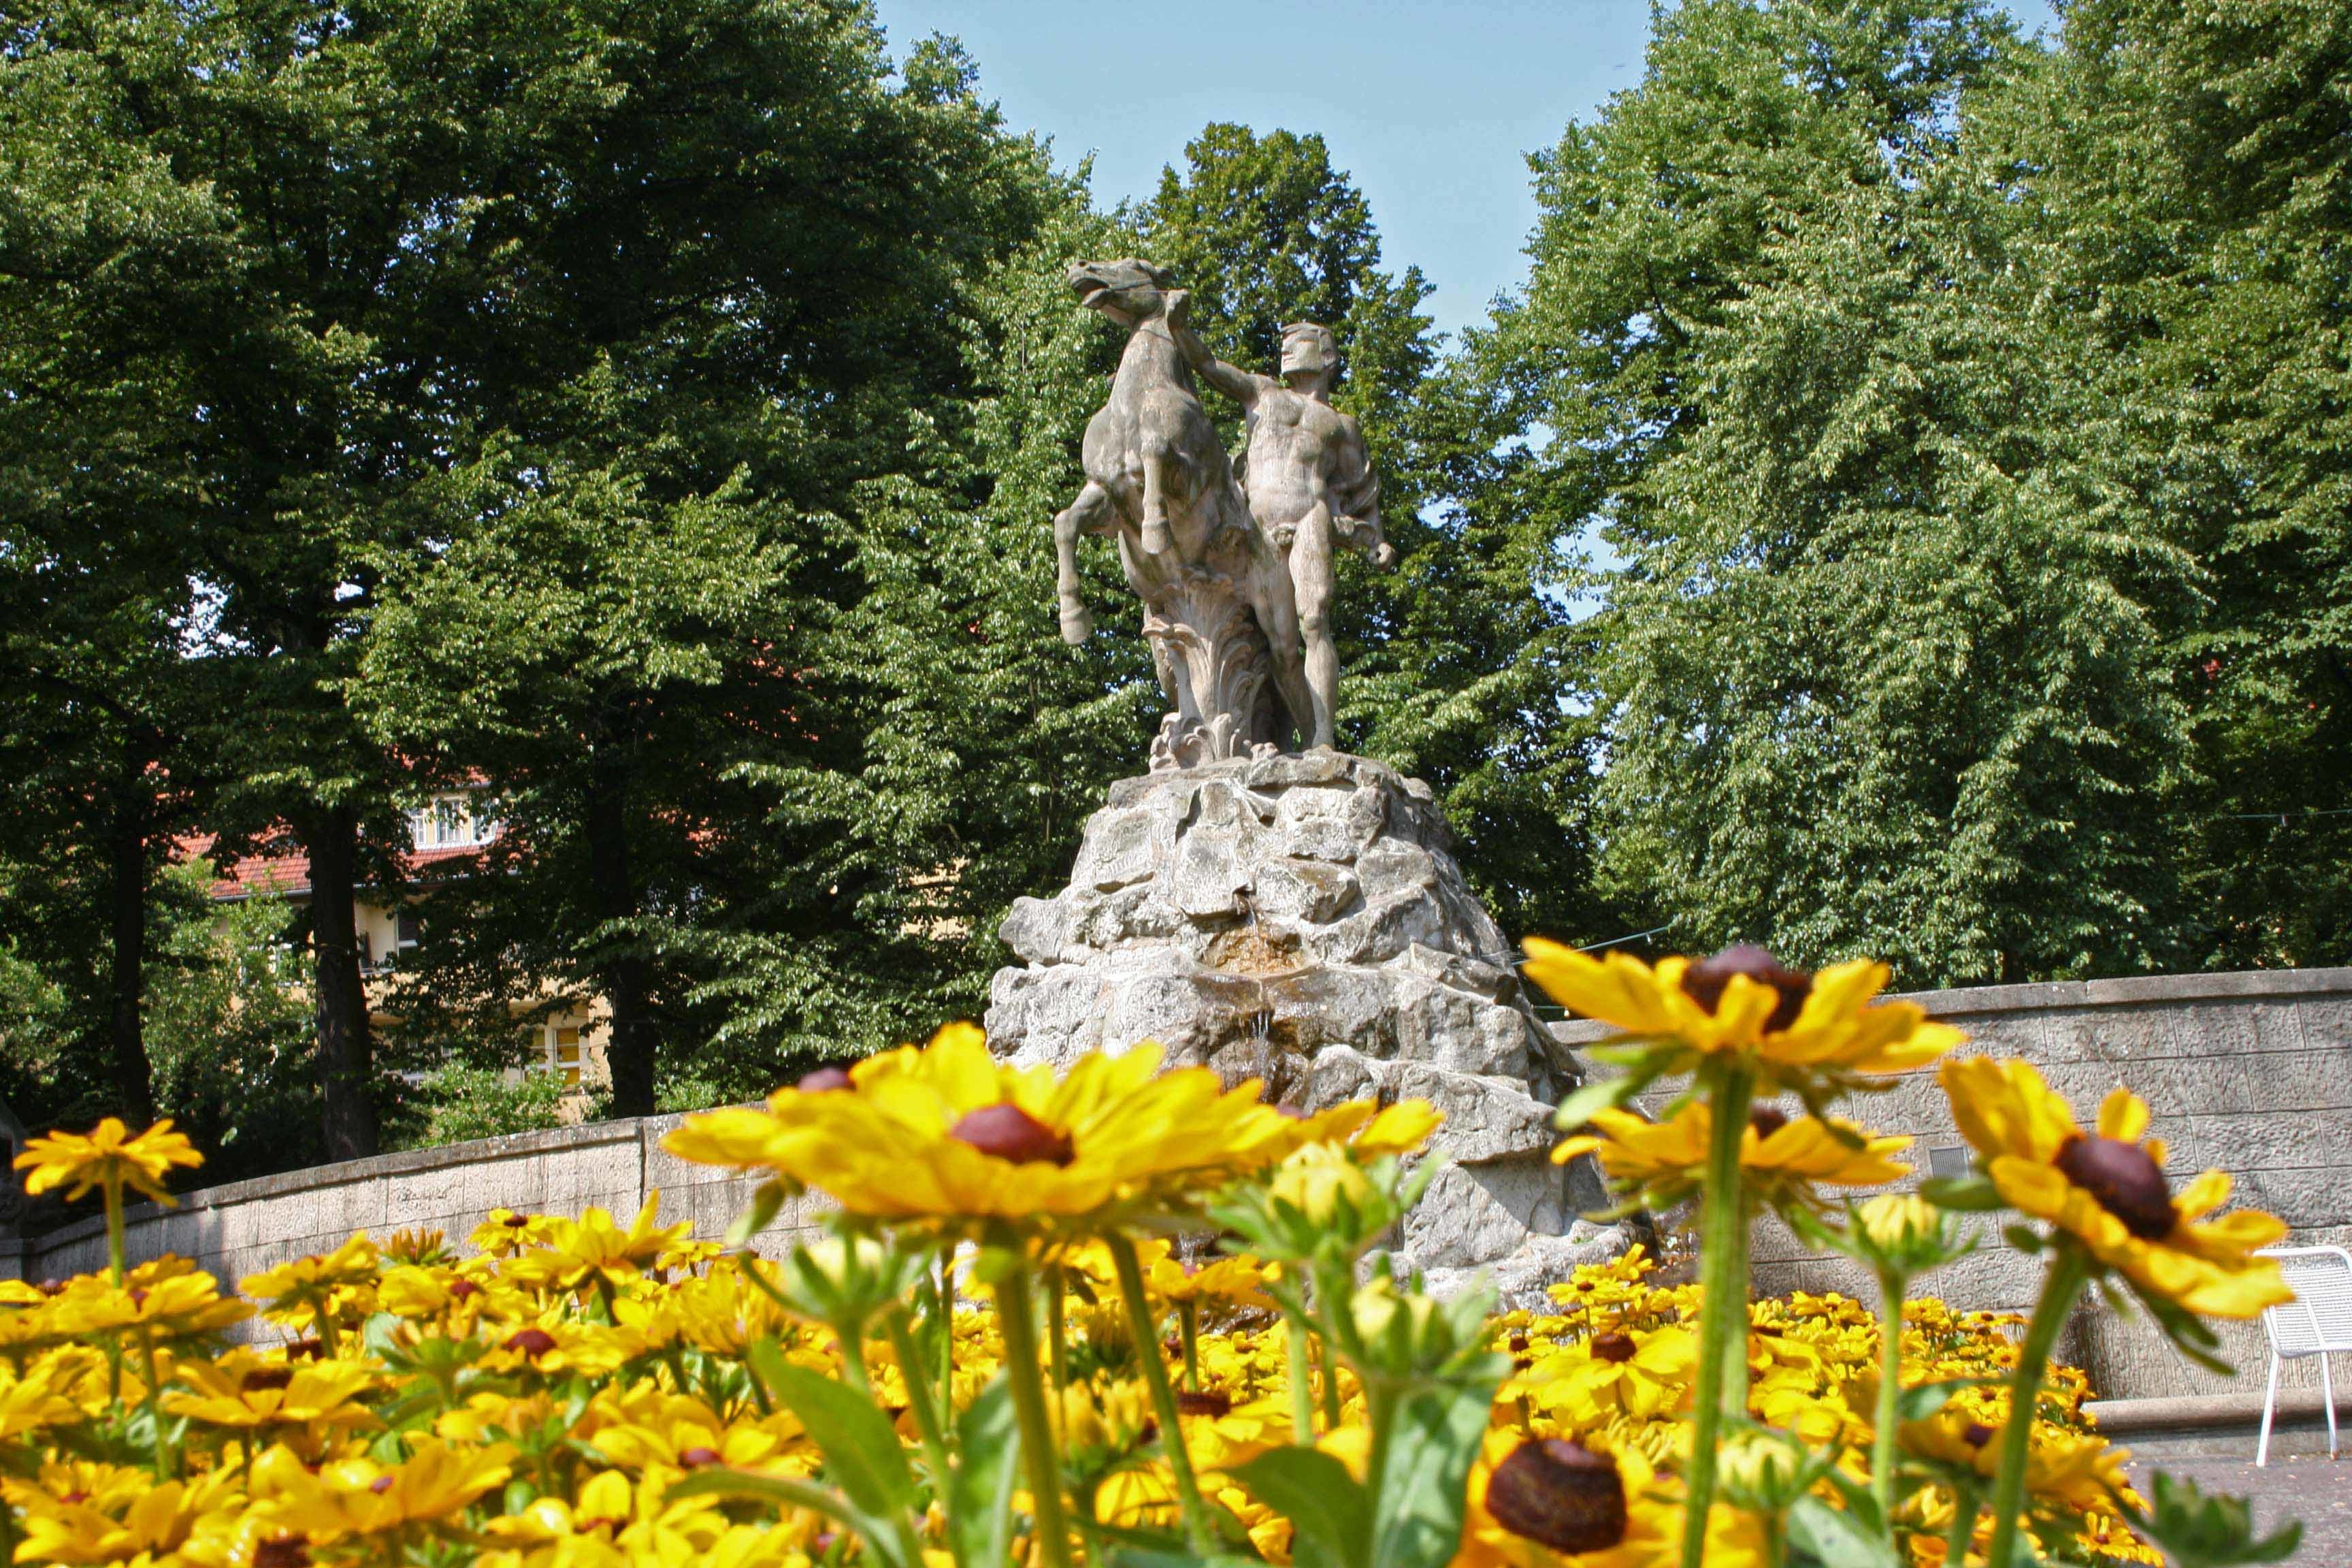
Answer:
[
  {"left": 1522, "top": 941, "right": 1959, "bottom": 1098},
  {"left": 1454, "top": 1431, "right": 1764, "bottom": 1567},
  {"left": 1938, "top": 1058, "right": 2290, "bottom": 1318},
  {"left": 663, "top": 1023, "right": 1298, "bottom": 1235},
  {"left": 1554, "top": 1102, "right": 1911, "bottom": 1215},
  {"left": 14, "top": 1117, "right": 203, "bottom": 1205}
]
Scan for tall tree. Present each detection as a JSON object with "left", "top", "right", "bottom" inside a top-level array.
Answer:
[
  {"left": 0, "top": 8, "right": 233, "bottom": 1127},
  {"left": 356, "top": 27, "right": 1058, "bottom": 1111},
  {"left": 2016, "top": 0, "right": 2352, "bottom": 966},
  {"left": 1481, "top": 0, "right": 2211, "bottom": 982}
]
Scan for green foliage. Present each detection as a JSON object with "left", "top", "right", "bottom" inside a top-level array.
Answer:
[{"left": 396, "top": 1066, "right": 568, "bottom": 1152}]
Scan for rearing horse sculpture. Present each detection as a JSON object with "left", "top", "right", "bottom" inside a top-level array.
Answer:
[{"left": 1053, "top": 258, "right": 1316, "bottom": 766}]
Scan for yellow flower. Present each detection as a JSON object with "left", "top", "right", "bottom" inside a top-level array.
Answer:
[
  {"left": 1510, "top": 1324, "right": 1697, "bottom": 1424},
  {"left": 1453, "top": 1430, "right": 1763, "bottom": 1568},
  {"left": 14, "top": 1117, "right": 203, "bottom": 1205},
  {"left": 1522, "top": 941, "right": 1959, "bottom": 1095},
  {"left": 163, "top": 1354, "right": 379, "bottom": 1449},
  {"left": 12, "top": 1470, "right": 237, "bottom": 1565},
  {"left": 252, "top": 1437, "right": 512, "bottom": 1539},
  {"left": 1901, "top": 1407, "right": 2133, "bottom": 1514},
  {"left": 1268, "top": 1142, "right": 1379, "bottom": 1225},
  {"left": 503, "top": 1198, "right": 693, "bottom": 1295},
  {"left": 664, "top": 1023, "right": 1297, "bottom": 1233},
  {"left": 1938, "top": 1058, "right": 2291, "bottom": 1318},
  {"left": 242, "top": 1235, "right": 382, "bottom": 1313},
  {"left": 1555, "top": 1102, "right": 1910, "bottom": 1213}
]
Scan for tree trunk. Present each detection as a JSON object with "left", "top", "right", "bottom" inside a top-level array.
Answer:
[
  {"left": 105, "top": 753, "right": 157, "bottom": 1126},
  {"left": 307, "top": 804, "right": 380, "bottom": 1160},
  {"left": 588, "top": 742, "right": 656, "bottom": 1117}
]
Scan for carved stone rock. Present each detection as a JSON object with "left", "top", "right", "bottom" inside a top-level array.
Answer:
[{"left": 985, "top": 753, "right": 1628, "bottom": 1290}]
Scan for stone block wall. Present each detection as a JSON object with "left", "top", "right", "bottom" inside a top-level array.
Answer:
[
  {"left": 0, "top": 1117, "right": 832, "bottom": 1326},
  {"left": 1552, "top": 967, "right": 2352, "bottom": 1401}
]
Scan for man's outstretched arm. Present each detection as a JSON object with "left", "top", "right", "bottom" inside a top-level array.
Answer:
[{"left": 1164, "top": 289, "right": 1260, "bottom": 406}]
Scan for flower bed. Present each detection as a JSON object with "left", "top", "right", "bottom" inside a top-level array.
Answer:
[{"left": 3, "top": 951, "right": 2306, "bottom": 1567}]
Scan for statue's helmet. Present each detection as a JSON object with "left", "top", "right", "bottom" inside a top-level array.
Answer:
[{"left": 1279, "top": 322, "right": 1338, "bottom": 389}]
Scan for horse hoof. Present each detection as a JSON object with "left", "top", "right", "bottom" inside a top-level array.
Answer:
[
  {"left": 1059, "top": 602, "right": 1094, "bottom": 644},
  {"left": 1141, "top": 519, "right": 1173, "bottom": 555}
]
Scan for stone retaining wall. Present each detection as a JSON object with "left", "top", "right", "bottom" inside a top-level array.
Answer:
[
  {"left": 0, "top": 1115, "right": 830, "bottom": 1313},
  {"left": 1552, "top": 966, "right": 2352, "bottom": 1402}
]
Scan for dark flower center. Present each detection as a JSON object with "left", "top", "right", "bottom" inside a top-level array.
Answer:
[
  {"left": 1486, "top": 1439, "right": 1629, "bottom": 1555},
  {"left": 679, "top": 1446, "right": 723, "bottom": 1469},
  {"left": 1681, "top": 945, "right": 1813, "bottom": 1032},
  {"left": 254, "top": 1535, "right": 310, "bottom": 1568},
  {"left": 448, "top": 1279, "right": 483, "bottom": 1302},
  {"left": 504, "top": 1327, "right": 559, "bottom": 1358},
  {"left": 369, "top": 1475, "right": 396, "bottom": 1495},
  {"left": 2055, "top": 1135, "right": 2175, "bottom": 1239},
  {"left": 1748, "top": 1106, "right": 1789, "bottom": 1140},
  {"left": 242, "top": 1367, "right": 295, "bottom": 1392},
  {"left": 1962, "top": 1422, "right": 1997, "bottom": 1449},
  {"left": 1590, "top": 1331, "right": 1638, "bottom": 1364},
  {"left": 797, "top": 1066, "right": 854, "bottom": 1094},
  {"left": 949, "top": 1103, "right": 1075, "bottom": 1166},
  {"left": 1175, "top": 1390, "right": 1232, "bottom": 1418}
]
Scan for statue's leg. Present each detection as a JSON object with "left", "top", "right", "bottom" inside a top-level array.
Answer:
[
  {"left": 1291, "top": 502, "right": 1340, "bottom": 750},
  {"left": 1115, "top": 529, "right": 1179, "bottom": 704},
  {"left": 1250, "top": 532, "right": 1319, "bottom": 751},
  {"left": 1053, "top": 480, "right": 1111, "bottom": 643},
  {"left": 1139, "top": 436, "right": 1175, "bottom": 558}
]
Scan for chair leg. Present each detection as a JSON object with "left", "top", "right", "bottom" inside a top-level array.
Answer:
[
  {"left": 2258, "top": 1352, "right": 2281, "bottom": 1467},
  {"left": 2324, "top": 1353, "right": 2338, "bottom": 1462}
]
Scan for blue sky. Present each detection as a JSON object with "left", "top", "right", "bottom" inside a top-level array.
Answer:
[{"left": 872, "top": 0, "right": 2061, "bottom": 343}]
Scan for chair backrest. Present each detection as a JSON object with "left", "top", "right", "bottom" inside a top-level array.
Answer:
[{"left": 2259, "top": 1246, "right": 2352, "bottom": 1357}]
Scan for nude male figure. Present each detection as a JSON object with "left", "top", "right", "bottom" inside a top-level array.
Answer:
[{"left": 1165, "top": 298, "right": 1396, "bottom": 750}]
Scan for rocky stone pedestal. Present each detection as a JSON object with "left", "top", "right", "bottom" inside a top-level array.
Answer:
[{"left": 985, "top": 751, "right": 1628, "bottom": 1296}]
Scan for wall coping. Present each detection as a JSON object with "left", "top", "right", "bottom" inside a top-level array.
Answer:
[
  {"left": 1548, "top": 965, "right": 2352, "bottom": 1045},
  {"left": 26, "top": 1118, "right": 650, "bottom": 1256}
]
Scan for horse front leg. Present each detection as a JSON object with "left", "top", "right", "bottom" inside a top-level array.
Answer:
[
  {"left": 1139, "top": 436, "right": 1175, "bottom": 559},
  {"left": 1053, "top": 480, "right": 1111, "bottom": 643}
]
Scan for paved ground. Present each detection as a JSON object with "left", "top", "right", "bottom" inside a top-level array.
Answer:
[{"left": 2126, "top": 1456, "right": 2350, "bottom": 1563}]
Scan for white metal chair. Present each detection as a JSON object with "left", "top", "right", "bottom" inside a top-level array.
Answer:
[{"left": 2255, "top": 1245, "right": 2352, "bottom": 1465}]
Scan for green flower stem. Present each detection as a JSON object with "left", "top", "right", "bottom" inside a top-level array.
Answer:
[
  {"left": 1177, "top": 1301, "right": 1201, "bottom": 1392},
  {"left": 1871, "top": 1269, "right": 1908, "bottom": 1520},
  {"left": 991, "top": 1250, "right": 1075, "bottom": 1568},
  {"left": 885, "top": 1310, "right": 955, "bottom": 1500},
  {"left": 139, "top": 1328, "right": 173, "bottom": 1477},
  {"left": 1045, "top": 1265, "right": 1068, "bottom": 1403},
  {"left": 1984, "top": 1243, "right": 2092, "bottom": 1568},
  {"left": 1944, "top": 1478, "right": 1980, "bottom": 1568},
  {"left": 1105, "top": 1232, "right": 1214, "bottom": 1554},
  {"left": 1284, "top": 1312, "right": 1316, "bottom": 1441},
  {"left": 1680, "top": 1062, "right": 1757, "bottom": 1568},
  {"left": 1316, "top": 1337, "right": 1342, "bottom": 1430},
  {"left": 834, "top": 1320, "right": 873, "bottom": 1396},
  {"left": 103, "top": 1179, "right": 127, "bottom": 1286}
]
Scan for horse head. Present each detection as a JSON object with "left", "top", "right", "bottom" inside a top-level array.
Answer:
[{"left": 1067, "top": 258, "right": 1177, "bottom": 331}]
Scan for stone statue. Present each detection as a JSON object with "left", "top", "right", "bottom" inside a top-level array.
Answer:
[
  {"left": 1052, "top": 259, "right": 1318, "bottom": 767},
  {"left": 1165, "top": 299, "right": 1396, "bottom": 750}
]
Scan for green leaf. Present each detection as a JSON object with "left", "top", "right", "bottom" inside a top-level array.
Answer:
[
  {"left": 747, "top": 1339, "right": 917, "bottom": 1518},
  {"left": 1920, "top": 1176, "right": 2002, "bottom": 1212},
  {"left": 945, "top": 1376, "right": 1019, "bottom": 1568},
  {"left": 2002, "top": 1224, "right": 2046, "bottom": 1255},
  {"left": 1232, "top": 1446, "right": 1369, "bottom": 1568},
  {"left": 1371, "top": 1384, "right": 1493, "bottom": 1568},
  {"left": 1551, "top": 1070, "right": 1652, "bottom": 1130},
  {"left": 1784, "top": 1496, "right": 1903, "bottom": 1568},
  {"left": 1895, "top": 1377, "right": 1989, "bottom": 1423},
  {"left": 726, "top": 1179, "right": 789, "bottom": 1247},
  {"left": 2116, "top": 1469, "right": 2304, "bottom": 1568}
]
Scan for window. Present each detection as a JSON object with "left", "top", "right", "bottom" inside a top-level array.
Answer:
[
  {"left": 555, "top": 1026, "right": 583, "bottom": 1088},
  {"left": 356, "top": 930, "right": 374, "bottom": 970},
  {"left": 395, "top": 909, "right": 420, "bottom": 953},
  {"left": 408, "top": 794, "right": 491, "bottom": 851}
]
